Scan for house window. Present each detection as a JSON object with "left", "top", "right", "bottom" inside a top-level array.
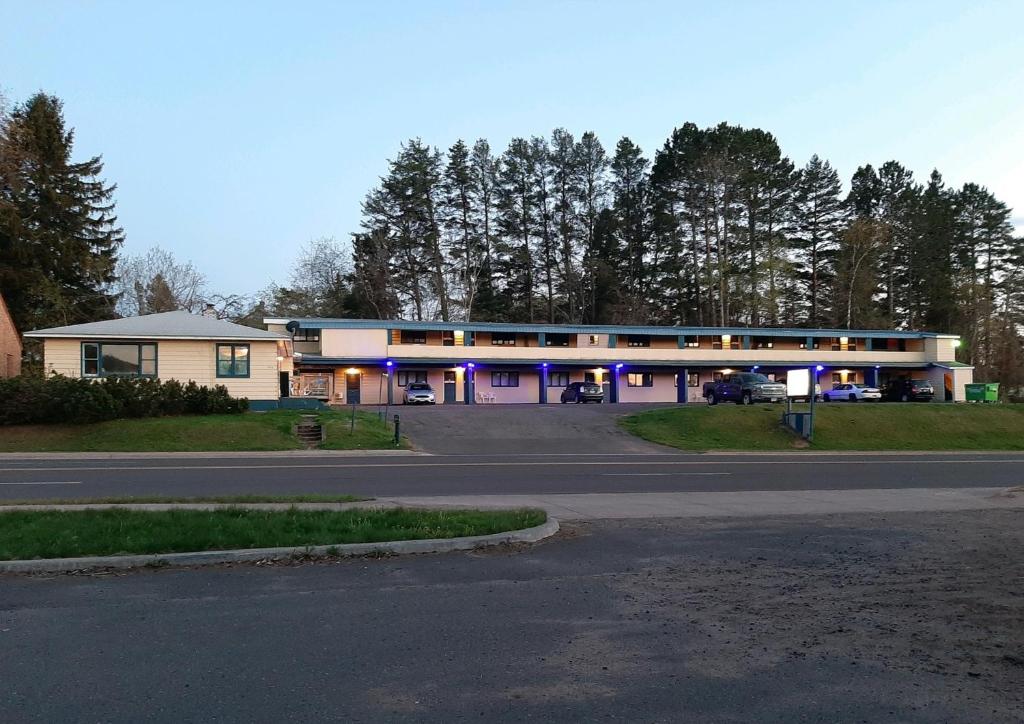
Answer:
[
  {"left": 396, "top": 370, "right": 428, "bottom": 387},
  {"left": 688, "top": 373, "right": 700, "bottom": 387},
  {"left": 82, "top": 342, "right": 157, "bottom": 378},
  {"left": 491, "top": 332, "right": 517, "bottom": 346},
  {"left": 547, "top": 371, "right": 569, "bottom": 387},
  {"left": 292, "top": 328, "right": 320, "bottom": 342},
  {"left": 491, "top": 371, "right": 519, "bottom": 387},
  {"left": 713, "top": 371, "right": 724, "bottom": 382},
  {"left": 400, "top": 330, "right": 427, "bottom": 344},
  {"left": 587, "top": 335, "right": 600, "bottom": 346},
  {"left": 216, "top": 344, "right": 250, "bottom": 378},
  {"left": 545, "top": 334, "right": 570, "bottom": 347},
  {"left": 627, "top": 335, "right": 650, "bottom": 348},
  {"left": 627, "top": 372, "right": 653, "bottom": 387},
  {"left": 442, "top": 331, "right": 455, "bottom": 346}
]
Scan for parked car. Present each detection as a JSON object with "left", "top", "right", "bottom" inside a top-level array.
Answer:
[
  {"left": 403, "top": 382, "right": 436, "bottom": 404},
  {"left": 884, "top": 378, "right": 934, "bottom": 402},
  {"left": 823, "top": 383, "right": 882, "bottom": 402},
  {"left": 703, "top": 373, "right": 787, "bottom": 405},
  {"left": 560, "top": 381, "right": 604, "bottom": 403}
]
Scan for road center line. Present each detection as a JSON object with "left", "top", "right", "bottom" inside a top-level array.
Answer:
[
  {"left": 601, "top": 472, "right": 732, "bottom": 477},
  {"left": 0, "top": 458, "right": 1022, "bottom": 472},
  {"left": 0, "top": 481, "right": 81, "bottom": 486}
]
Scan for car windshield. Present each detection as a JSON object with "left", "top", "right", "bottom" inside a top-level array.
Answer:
[
  {"left": 408, "top": 383, "right": 431, "bottom": 391},
  {"left": 747, "top": 373, "right": 770, "bottom": 383}
]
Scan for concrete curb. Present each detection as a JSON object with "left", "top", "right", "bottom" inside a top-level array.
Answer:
[
  {"left": 0, "top": 449, "right": 428, "bottom": 460},
  {"left": 0, "top": 518, "right": 560, "bottom": 574}
]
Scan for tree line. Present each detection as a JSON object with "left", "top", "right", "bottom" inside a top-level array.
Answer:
[
  {"left": 1, "top": 91, "right": 1022, "bottom": 388},
  {"left": 345, "top": 125, "right": 1022, "bottom": 384}
]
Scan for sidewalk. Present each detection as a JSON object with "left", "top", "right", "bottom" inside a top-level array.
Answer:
[
  {"left": 3, "top": 487, "right": 1021, "bottom": 520},
  {"left": 386, "top": 486, "right": 1024, "bottom": 520},
  {"left": 0, "top": 449, "right": 427, "bottom": 460}
]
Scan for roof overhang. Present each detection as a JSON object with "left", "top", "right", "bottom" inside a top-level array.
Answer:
[{"left": 24, "top": 333, "right": 287, "bottom": 341}]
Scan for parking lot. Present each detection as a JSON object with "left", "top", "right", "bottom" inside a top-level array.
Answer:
[{"left": 391, "top": 402, "right": 675, "bottom": 454}]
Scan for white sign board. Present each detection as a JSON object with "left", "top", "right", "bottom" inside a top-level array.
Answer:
[{"left": 786, "top": 368, "right": 811, "bottom": 398}]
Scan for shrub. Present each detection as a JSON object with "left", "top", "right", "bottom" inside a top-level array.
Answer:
[{"left": 0, "top": 374, "right": 249, "bottom": 425}]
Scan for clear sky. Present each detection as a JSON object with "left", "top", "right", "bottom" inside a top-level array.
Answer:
[{"left": 3, "top": 0, "right": 1022, "bottom": 296}]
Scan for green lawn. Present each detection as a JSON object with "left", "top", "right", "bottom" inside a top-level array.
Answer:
[
  {"left": 620, "top": 403, "right": 1024, "bottom": 451},
  {"left": 0, "top": 507, "right": 547, "bottom": 560},
  {"left": 0, "top": 409, "right": 402, "bottom": 453}
]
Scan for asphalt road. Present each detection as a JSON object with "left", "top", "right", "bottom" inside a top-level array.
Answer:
[
  {"left": 0, "top": 451, "right": 1023, "bottom": 501},
  {"left": 3, "top": 510, "right": 1021, "bottom": 722}
]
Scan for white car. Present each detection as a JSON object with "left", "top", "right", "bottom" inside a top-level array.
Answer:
[
  {"left": 823, "top": 383, "right": 882, "bottom": 402},
  {"left": 403, "top": 382, "right": 436, "bottom": 404}
]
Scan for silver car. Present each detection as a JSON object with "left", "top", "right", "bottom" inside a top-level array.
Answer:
[{"left": 403, "top": 382, "right": 436, "bottom": 405}]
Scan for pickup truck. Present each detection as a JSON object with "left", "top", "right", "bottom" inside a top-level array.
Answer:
[{"left": 703, "top": 372, "right": 788, "bottom": 405}]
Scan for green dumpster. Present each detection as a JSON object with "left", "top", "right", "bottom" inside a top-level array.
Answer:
[{"left": 965, "top": 383, "right": 999, "bottom": 402}]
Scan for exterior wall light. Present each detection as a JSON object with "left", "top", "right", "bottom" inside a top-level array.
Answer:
[
  {"left": 467, "top": 362, "right": 475, "bottom": 369},
  {"left": 815, "top": 365, "right": 824, "bottom": 372},
  {"left": 385, "top": 360, "right": 394, "bottom": 368},
  {"left": 615, "top": 363, "right": 624, "bottom": 370},
  {"left": 542, "top": 362, "right": 548, "bottom": 368}
]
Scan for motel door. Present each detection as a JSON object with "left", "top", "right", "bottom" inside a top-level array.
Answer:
[
  {"left": 345, "top": 372, "right": 361, "bottom": 404},
  {"left": 444, "top": 371, "right": 457, "bottom": 403}
]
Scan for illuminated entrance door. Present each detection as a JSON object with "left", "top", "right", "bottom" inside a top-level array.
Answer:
[
  {"left": 345, "top": 372, "right": 361, "bottom": 404},
  {"left": 444, "top": 370, "right": 457, "bottom": 402}
]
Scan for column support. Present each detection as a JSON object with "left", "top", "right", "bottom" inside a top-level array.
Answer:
[
  {"left": 677, "top": 367, "right": 688, "bottom": 403},
  {"left": 540, "top": 367, "right": 548, "bottom": 403}
]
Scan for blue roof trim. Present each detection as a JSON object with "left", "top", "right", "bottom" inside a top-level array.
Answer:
[
  {"left": 272, "top": 318, "right": 949, "bottom": 339},
  {"left": 297, "top": 356, "right": 929, "bottom": 369}
]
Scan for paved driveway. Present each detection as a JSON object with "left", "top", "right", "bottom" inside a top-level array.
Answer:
[
  {"left": 391, "top": 402, "right": 675, "bottom": 454},
  {"left": 3, "top": 510, "right": 1020, "bottom": 722}
]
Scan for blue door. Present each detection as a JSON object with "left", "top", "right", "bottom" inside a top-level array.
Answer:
[
  {"left": 444, "top": 371, "right": 457, "bottom": 403},
  {"left": 345, "top": 372, "right": 361, "bottom": 404}
]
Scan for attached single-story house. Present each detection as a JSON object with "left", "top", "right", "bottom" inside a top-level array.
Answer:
[
  {"left": 264, "top": 318, "right": 975, "bottom": 405},
  {"left": 0, "top": 293, "right": 21, "bottom": 378},
  {"left": 24, "top": 311, "right": 290, "bottom": 409}
]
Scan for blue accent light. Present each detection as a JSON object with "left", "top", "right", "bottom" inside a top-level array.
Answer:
[
  {"left": 542, "top": 362, "right": 548, "bottom": 368},
  {"left": 815, "top": 365, "right": 824, "bottom": 372},
  {"left": 467, "top": 362, "right": 475, "bottom": 369},
  {"left": 615, "top": 363, "right": 624, "bottom": 370},
  {"left": 385, "top": 360, "right": 394, "bottom": 368},
  {"left": 752, "top": 365, "right": 759, "bottom": 370}
]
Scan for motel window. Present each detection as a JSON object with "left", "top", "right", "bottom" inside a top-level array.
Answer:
[
  {"left": 491, "top": 371, "right": 519, "bottom": 387},
  {"left": 713, "top": 371, "right": 724, "bottom": 383},
  {"left": 292, "top": 328, "right": 320, "bottom": 342},
  {"left": 396, "top": 370, "right": 428, "bottom": 387},
  {"left": 626, "top": 372, "right": 653, "bottom": 387},
  {"left": 800, "top": 339, "right": 821, "bottom": 350},
  {"left": 400, "top": 330, "right": 427, "bottom": 345},
  {"left": 627, "top": 335, "right": 650, "bottom": 348},
  {"left": 832, "top": 372, "right": 842, "bottom": 383},
  {"left": 548, "top": 371, "right": 570, "bottom": 387},
  {"left": 682, "top": 336, "right": 699, "bottom": 348},
  {"left": 755, "top": 337, "right": 774, "bottom": 349},
  {"left": 82, "top": 342, "right": 157, "bottom": 378},
  {"left": 491, "top": 332, "right": 517, "bottom": 346},
  {"left": 216, "top": 344, "right": 250, "bottom": 378},
  {"left": 688, "top": 373, "right": 700, "bottom": 387},
  {"left": 442, "top": 331, "right": 455, "bottom": 346},
  {"left": 545, "top": 333, "right": 570, "bottom": 347},
  {"left": 587, "top": 334, "right": 600, "bottom": 346}
]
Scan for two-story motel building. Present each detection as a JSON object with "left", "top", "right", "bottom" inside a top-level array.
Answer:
[{"left": 266, "top": 319, "right": 974, "bottom": 405}]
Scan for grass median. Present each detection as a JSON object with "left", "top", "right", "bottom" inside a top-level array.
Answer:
[
  {"left": 0, "top": 494, "right": 367, "bottom": 506},
  {"left": 620, "top": 403, "right": 1024, "bottom": 451},
  {"left": 0, "top": 507, "right": 547, "bottom": 561},
  {"left": 0, "top": 409, "right": 402, "bottom": 453}
]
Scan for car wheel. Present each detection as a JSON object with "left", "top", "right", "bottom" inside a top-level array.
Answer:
[
  {"left": 849, "top": 394, "right": 857, "bottom": 402},
  {"left": 742, "top": 391, "right": 753, "bottom": 405},
  {"left": 823, "top": 394, "right": 830, "bottom": 402},
  {"left": 901, "top": 393, "right": 909, "bottom": 402},
  {"left": 706, "top": 392, "right": 718, "bottom": 406}
]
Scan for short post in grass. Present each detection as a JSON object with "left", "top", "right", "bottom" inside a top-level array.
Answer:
[
  {"left": 393, "top": 414, "right": 400, "bottom": 446},
  {"left": 350, "top": 401, "right": 356, "bottom": 434}
]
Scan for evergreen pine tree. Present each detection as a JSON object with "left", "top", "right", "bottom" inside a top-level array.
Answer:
[{"left": 791, "top": 155, "right": 846, "bottom": 326}]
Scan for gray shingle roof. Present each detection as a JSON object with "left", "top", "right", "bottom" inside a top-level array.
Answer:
[{"left": 24, "top": 311, "right": 287, "bottom": 340}]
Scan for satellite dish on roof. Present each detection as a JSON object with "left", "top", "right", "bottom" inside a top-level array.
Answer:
[{"left": 285, "top": 321, "right": 300, "bottom": 334}]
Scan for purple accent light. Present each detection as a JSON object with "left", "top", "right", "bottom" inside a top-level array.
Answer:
[
  {"left": 385, "top": 360, "right": 394, "bottom": 368},
  {"left": 467, "top": 362, "right": 475, "bottom": 369},
  {"left": 815, "top": 365, "right": 824, "bottom": 372}
]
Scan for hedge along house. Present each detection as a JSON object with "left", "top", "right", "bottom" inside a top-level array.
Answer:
[
  {"left": 24, "top": 311, "right": 290, "bottom": 409},
  {"left": 264, "top": 318, "right": 974, "bottom": 405}
]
